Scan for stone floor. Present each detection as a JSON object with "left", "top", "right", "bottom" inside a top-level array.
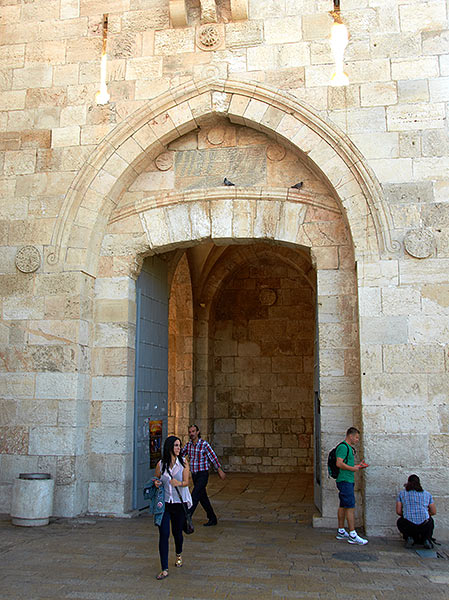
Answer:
[{"left": 1, "top": 473, "right": 448, "bottom": 599}]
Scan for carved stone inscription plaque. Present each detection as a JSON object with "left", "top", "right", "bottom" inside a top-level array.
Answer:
[{"left": 174, "top": 147, "right": 266, "bottom": 189}]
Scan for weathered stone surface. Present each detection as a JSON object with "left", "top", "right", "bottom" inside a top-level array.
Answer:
[
  {"left": 0, "top": 427, "right": 29, "bottom": 454},
  {"left": 383, "top": 182, "right": 434, "bottom": 205},
  {"left": 0, "top": 0, "right": 448, "bottom": 538},
  {"left": 174, "top": 147, "right": 266, "bottom": 189}
]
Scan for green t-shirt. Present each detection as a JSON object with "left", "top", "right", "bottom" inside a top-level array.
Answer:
[{"left": 335, "top": 441, "right": 355, "bottom": 483}]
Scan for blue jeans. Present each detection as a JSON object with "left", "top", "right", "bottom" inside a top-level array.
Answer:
[{"left": 158, "top": 503, "right": 185, "bottom": 570}]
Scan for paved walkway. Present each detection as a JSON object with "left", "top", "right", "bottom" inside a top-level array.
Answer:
[{"left": 1, "top": 473, "right": 448, "bottom": 599}]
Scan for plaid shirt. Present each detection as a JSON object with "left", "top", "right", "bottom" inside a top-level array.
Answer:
[
  {"left": 397, "top": 489, "right": 433, "bottom": 525},
  {"left": 181, "top": 439, "right": 221, "bottom": 474}
]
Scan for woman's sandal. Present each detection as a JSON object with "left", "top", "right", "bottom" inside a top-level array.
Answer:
[
  {"left": 156, "top": 570, "right": 169, "bottom": 580},
  {"left": 175, "top": 554, "right": 183, "bottom": 567}
]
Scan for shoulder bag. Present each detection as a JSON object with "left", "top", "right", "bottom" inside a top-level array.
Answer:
[{"left": 168, "top": 467, "right": 194, "bottom": 534}]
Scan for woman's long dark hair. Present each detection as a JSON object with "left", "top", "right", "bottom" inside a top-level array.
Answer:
[
  {"left": 405, "top": 474, "right": 423, "bottom": 492},
  {"left": 160, "top": 435, "right": 185, "bottom": 474}
]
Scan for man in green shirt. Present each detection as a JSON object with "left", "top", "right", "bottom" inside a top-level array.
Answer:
[{"left": 335, "top": 427, "right": 368, "bottom": 545}]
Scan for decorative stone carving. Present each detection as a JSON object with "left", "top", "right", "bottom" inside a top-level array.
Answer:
[
  {"left": 155, "top": 152, "right": 174, "bottom": 171},
  {"left": 169, "top": 0, "right": 188, "bottom": 27},
  {"left": 196, "top": 24, "right": 223, "bottom": 51},
  {"left": 259, "top": 288, "right": 277, "bottom": 306},
  {"left": 15, "top": 246, "right": 41, "bottom": 273},
  {"left": 266, "top": 144, "right": 286, "bottom": 162},
  {"left": 404, "top": 228, "right": 435, "bottom": 259},
  {"left": 207, "top": 126, "right": 225, "bottom": 145},
  {"left": 200, "top": 0, "right": 217, "bottom": 23},
  {"left": 202, "top": 65, "right": 220, "bottom": 79},
  {"left": 230, "top": 0, "right": 249, "bottom": 21}
]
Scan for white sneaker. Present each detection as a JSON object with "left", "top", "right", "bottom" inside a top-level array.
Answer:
[
  {"left": 348, "top": 532, "right": 368, "bottom": 545},
  {"left": 336, "top": 530, "right": 349, "bottom": 540}
]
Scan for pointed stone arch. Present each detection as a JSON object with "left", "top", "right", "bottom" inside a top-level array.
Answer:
[{"left": 48, "top": 77, "right": 398, "bottom": 275}]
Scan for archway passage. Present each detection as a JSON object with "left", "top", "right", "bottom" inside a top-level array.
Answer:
[
  {"left": 158, "top": 241, "right": 317, "bottom": 519},
  {"left": 91, "top": 96, "right": 361, "bottom": 526},
  {"left": 167, "top": 243, "right": 316, "bottom": 472},
  {"left": 209, "top": 246, "right": 315, "bottom": 474}
]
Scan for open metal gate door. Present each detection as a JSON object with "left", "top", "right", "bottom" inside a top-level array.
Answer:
[
  {"left": 133, "top": 256, "right": 169, "bottom": 510},
  {"left": 313, "top": 295, "right": 322, "bottom": 512}
]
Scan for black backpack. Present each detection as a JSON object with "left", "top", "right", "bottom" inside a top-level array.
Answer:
[{"left": 327, "top": 442, "right": 350, "bottom": 479}]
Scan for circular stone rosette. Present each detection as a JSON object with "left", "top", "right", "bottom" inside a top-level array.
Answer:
[
  {"left": 266, "top": 144, "right": 286, "bottom": 162},
  {"left": 207, "top": 126, "right": 225, "bottom": 145},
  {"left": 155, "top": 152, "right": 174, "bottom": 171},
  {"left": 197, "top": 24, "right": 222, "bottom": 51},
  {"left": 259, "top": 288, "right": 277, "bottom": 306},
  {"left": 403, "top": 228, "right": 435, "bottom": 259},
  {"left": 15, "top": 245, "right": 41, "bottom": 273}
]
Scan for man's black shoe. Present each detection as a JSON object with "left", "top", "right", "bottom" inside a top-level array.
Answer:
[
  {"left": 405, "top": 537, "right": 414, "bottom": 548},
  {"left": 203, "top": 520, "right": 217, "bottom": 527},
  {"left": 423, "top": 539, "right": 434, "bottom": 549}
]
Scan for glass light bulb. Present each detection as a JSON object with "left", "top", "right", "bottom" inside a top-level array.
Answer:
[
  {"left": 96, "top": 53, "right": 110, "bottom": 105},
  {"left": 330, "top": 21, "right": 349, "bottom": 87}
]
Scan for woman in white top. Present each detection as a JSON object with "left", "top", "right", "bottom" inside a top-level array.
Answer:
[{"left": 154, "top": 435, "right": 192, "bottom": 580}]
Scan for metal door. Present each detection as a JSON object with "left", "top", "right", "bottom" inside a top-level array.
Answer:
[
  {"left": 133, "top": 256, "right": 169, "bottom": 510},
  {"left": 313, "top": 295, "right": 322, "bottom": 512}
]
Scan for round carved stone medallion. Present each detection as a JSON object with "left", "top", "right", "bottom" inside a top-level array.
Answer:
[
  {"left": 266, "top": 144, "right": 286, "bottom": 162},
  {"left": 207, "top": 126, "right": 225, "bottom": 145},
  {"left": 197, "top": 24, "right": 222, "bottom": 51},
  {"left": 15, "top": 245, "right": 41, "bottom": 273},
  {"left": 155, "top": 152, "right": 173, "bottom": 171},
  {"left": 259, "top": 288, "right": 277, "bottom": 306},
  {"left": 404, "top": 228, "right": 435, "bottom": 259}
]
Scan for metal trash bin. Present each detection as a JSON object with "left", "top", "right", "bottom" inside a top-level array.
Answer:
[{"left": 11, "top": 473, "right": 54, "bottom": 527}]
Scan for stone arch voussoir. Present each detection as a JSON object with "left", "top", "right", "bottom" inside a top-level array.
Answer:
[
  {"left": 101, "top": 189, "right": 351, "bottom": 279},
  {"left": 49, "top": 77, "right": 398, "bottom": 275}
]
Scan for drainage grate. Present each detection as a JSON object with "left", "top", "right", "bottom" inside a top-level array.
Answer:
[{"left": 332, "top": 551, "right": 378, "bottom": 563}]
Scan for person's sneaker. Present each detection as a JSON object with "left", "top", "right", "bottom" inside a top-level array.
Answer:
[
  {"left": 336, "top": 530, "right": 350, "bottom": 540},
  {"left": 348, "top": 532, "right": 368, "bottom": 545},
  {"left": 405, "top": 537, "right": 414, "bottom": 548},
  {"left": 423, "top": 539, "right": 434, "bottom": 549}
]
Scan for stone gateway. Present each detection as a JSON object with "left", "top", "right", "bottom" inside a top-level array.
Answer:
[{"left": 0, "top": 0, "right": 448, "bottom": 539}]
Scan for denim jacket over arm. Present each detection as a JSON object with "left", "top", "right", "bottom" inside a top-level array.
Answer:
[{"left": 143, "top": 478, "right": 165, "bottom": 526}]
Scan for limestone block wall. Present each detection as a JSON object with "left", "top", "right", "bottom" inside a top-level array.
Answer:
[
  {"left": 212, "top": 255, "right": 315, "bottom": 473},
  {"left": 360, "top": 258, "right": 449, "bottom": 536},
  {"left": 0, "top": 0, "right": 448, "bottom": 535},
  {"left": 168, "top": 253, "right": 193, "bottom": 438}
]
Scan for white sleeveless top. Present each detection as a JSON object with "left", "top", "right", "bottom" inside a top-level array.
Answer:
[{"left": 159, "top": 458, "right": 192, "bottom": 508}]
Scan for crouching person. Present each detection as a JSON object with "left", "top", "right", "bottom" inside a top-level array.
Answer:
[{"left": 396, "top": 474, "right": 436, "bottom": 549}]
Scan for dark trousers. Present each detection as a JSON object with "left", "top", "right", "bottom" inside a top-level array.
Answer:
[
  {"left": 190, "top": 470, "right": 217, "bottom": 522},
  {"left": 158, "top": 503, "right": 185, "bottom": 570},
  {"left": 397, "top": 516, "right": 434, "bottom": 543}
]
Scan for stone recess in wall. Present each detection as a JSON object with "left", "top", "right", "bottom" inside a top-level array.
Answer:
[
  {"left": 230, "top": 0, "right": 249, "bottom": 21},
  {"left": 404, "top": 228, "right": 435, "bottom": 259},
  {"left": 15, "top": 246, "right": 41, "bottom": 273},
  {"left": 169, "top": 0, "right": 188, "bottom": 27},
  {"left": 170, "top": 0, "right": 248, "bottom": 27}
]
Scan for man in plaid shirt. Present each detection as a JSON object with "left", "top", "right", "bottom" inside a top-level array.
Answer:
[{"left": 181, "top": 424, "right": 226, "bottom": 526}]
